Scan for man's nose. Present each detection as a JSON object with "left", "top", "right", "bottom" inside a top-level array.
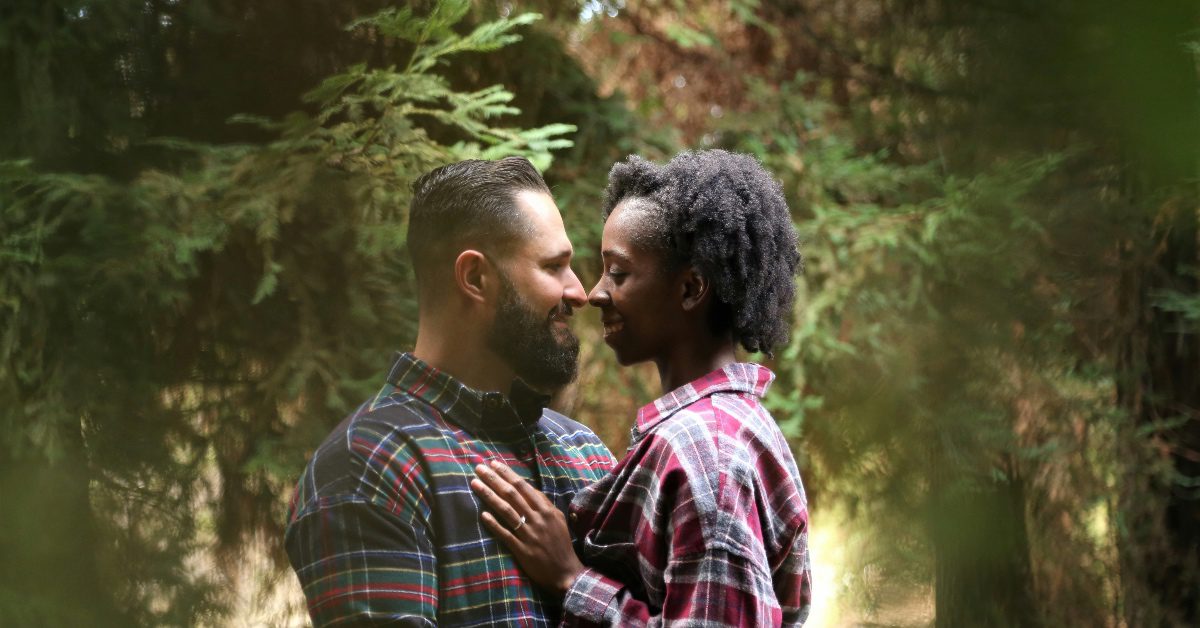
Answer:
[{"left": 563, "top": 267, "right": 587, "bottom": 308}]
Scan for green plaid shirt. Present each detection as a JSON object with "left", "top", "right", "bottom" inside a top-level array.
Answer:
[{"left": 285, "top": 352, "right": 616, "bottom": 626}]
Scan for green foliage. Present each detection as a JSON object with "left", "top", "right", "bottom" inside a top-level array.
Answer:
[
  {"left": 663, "top": 23, "right": 717, "bottom": 49},
  {"left": 0, "top": 2, "right": 573, "bottom": 623},
  {"left": 3, "top": 0, "right": 1196, "bottom": 625},
  {"left": 1154, "top": 286, "right": 1200, "bottom": 331},
  {"left": 719, "top": 72, "right": 1123, "bottom": 623}
]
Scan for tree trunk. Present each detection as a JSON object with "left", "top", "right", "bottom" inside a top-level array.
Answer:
[
  {"left": 1117, "top": 205, "right": 1200, "bottom": 626},
  {"left": 933, "top": 463, "right": 1039, "bottom": 627},
  {"left": 1111, "top": 2, "right": 1200, "bottom": 623}
]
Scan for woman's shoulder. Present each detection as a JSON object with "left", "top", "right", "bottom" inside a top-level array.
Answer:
[
  {"left": 642, "top": 392, "right": 793, "bottom": 491},
  {"left": 651, "top": 389, "right": 772, "bottom": 444},
  {"left": 635, "top": 397, "right": 750, "bottom": 484}
]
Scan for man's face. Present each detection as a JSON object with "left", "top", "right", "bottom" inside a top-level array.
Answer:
[{"left": 485, "top": 190, "right": 587, "bottom": 390}]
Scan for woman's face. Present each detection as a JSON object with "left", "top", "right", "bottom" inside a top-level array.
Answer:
[{"left": 587, "top": 200, "right": 682, "bottom": 366}]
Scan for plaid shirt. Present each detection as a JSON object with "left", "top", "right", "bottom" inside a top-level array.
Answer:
[
  {"left": 563, "top": 363, "right": 811, "bottom": 627},
  {"left": 285, "top": 352, "right": 616, "bottom": 627}
]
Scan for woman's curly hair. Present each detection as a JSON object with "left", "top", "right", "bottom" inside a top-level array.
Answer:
[{"left": 602, "top": 150, "right": 802, "bottom": 356}]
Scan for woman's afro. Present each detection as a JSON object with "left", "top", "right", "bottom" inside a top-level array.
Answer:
[{"left": 602, "top": 150, "right": 802, "bottom": 355}]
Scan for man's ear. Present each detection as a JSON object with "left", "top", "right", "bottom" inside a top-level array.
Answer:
[
  {"left": 454, "top": 250, "right": 494, "bottom": 304},
  {"left": 680, "top": 266, "right": 712, "bottom": 312}
]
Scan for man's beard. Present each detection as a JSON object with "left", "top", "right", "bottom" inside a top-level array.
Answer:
[{"left": 486, "top": 272, "right": 580, "bottom": 391}]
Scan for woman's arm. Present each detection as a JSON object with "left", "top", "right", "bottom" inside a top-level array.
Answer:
[{"left": 473, "top": 455, "right": 792, "bottom": 628}]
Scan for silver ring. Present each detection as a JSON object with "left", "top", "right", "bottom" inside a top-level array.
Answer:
[{"left": 512, "top": 515, "right": 527, "bottom": 532}]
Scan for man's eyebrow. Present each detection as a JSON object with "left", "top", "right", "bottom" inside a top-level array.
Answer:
[{"left": 543, "top": 248, "right": 573, "bottom": 261}]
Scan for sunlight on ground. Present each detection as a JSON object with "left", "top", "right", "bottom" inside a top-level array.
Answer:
[
  {"left": 807, "top": 511, "right": 848, "bottom": 627},
  {"left": 805, "top": 509, "right": 935, "bottom": 628}
]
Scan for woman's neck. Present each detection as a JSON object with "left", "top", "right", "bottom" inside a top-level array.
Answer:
[{"left": 655, "top": 335, "right": 738, "bottom": 394}]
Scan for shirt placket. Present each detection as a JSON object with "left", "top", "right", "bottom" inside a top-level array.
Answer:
[{"left": 482, "top": 391, "right": 546, "bottom": 493}]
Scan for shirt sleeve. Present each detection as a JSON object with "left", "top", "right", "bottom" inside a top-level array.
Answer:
[
  {"left": 562, "top": 549, "right": 781, "bottom": 627},
  {"left": 774, "top": 520, "right": 813, "bottom": 626},
  {"left": 560, "top": 429, "right": 790, "bottom": 627},
  {"left": 285, "top": 432, "right": 438, "bottom": 627}
]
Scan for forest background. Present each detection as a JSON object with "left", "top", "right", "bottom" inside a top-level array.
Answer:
[{"left": 2, "top": 0, "right": 1198, "bottom": 626}]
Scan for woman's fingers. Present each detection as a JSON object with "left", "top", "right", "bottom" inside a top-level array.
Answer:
[
  {"left": 480, "top": 510, "right": 524, "bottom": 549},
  {"left": 488, "top": 460, "right": 552, "bottom": 511},
  {"left": 473, "top": 461, "right": 586, "bottom": 594},
  {"left": 473, "top": 463, "right": 533, "bottom": 512},
  {"left": 470, "top": 474, "right": 528, "bottom": 532}
]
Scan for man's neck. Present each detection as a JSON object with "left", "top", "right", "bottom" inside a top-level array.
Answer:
[{"left": 413, "top": 326, "right": 514, "bottom": 394}]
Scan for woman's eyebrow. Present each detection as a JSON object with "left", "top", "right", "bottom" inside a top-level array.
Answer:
[{"left": 600, "top": 248, "right": 631, "bottom": 261}]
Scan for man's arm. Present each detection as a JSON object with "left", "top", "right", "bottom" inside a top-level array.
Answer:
[
  {"left": 285, "top": 428, "right": 438, "bottom": 626},
  {"left": 286, "top": 498, "right": 437, "bottom": 626}
]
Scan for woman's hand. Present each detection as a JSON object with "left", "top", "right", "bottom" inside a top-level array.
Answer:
[{"left": 471, "top": 460, "right": 585, "bottom": 597}]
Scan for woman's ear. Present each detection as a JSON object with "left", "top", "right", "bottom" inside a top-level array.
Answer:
[
  {"left": 455, "top": 250, "right": 493, "bottom": 304},
  {"left": 680, "top": 266, "right": 712, "bottom": 312}
]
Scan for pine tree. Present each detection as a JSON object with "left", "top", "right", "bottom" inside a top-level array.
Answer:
[{"left": 0, "top": 1, "right": 573, "bottom": 622}]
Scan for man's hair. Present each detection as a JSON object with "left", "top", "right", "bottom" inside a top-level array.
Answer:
[
  {"left": 407, "top": 157, "right": 550, "bottom": 293},
  {"left": 602, "top": 150, "right": 802, "bottom": 356}
]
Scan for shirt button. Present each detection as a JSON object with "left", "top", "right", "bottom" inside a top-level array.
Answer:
[{"left": 569, "top": 512, "right": 578, "bottom": 523}]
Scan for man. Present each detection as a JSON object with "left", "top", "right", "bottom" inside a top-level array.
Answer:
[{"left": 285, "top": 157, "right": 616, "bottom": 626}]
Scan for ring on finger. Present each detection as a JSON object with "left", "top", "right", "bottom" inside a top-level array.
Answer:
[{"left": 512, "top": 514, "right": 527, "bottom": 532}]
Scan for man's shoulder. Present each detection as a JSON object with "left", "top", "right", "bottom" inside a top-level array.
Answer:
[
  {"left": 537, "top": 409, "right": 616, "bottom": 470},
  {"left": 307, "top": 393, "right": 439, "bottom": 455},
  {"left": 538, "top": 409, "right": 609, "bottom": 449},
  {"left": 350, "top": 392, "right": 444, "bottom": 435},
  {"left": 288, "top": 392, "right": 446, "bottom": 521},
  {"left": 301, "top": 393, "right": 447, "bottom": 481},
  {"left": 538, "top": 408, "right": 597, "bottom": 438}
]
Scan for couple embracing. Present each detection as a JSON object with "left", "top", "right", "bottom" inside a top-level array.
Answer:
[{"left": 285, "top": 151, "right": 811, "bottom": 627}]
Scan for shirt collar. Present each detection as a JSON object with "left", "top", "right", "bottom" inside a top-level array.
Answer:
[
  {"left": 385, "top": 352, "right": 549, "bottom": 432},
  {"left": 633, "top": 362, "right": 775, "bottom": 437}
]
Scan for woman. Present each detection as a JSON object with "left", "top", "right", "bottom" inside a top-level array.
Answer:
[{"left": 471, "top": 150, "right": 811, "bottom": 626}]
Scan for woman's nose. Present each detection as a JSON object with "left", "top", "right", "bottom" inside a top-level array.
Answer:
[{"left": 587, "top": 281, "right": 610, "bottom": 307}]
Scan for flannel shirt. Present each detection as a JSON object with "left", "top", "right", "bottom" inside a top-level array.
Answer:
[
  {"left": 563, "top": 363, "right": 811, "bottom": 627},
  {"left": 285, "top": 352, "right": 616, "bottom": 627}
]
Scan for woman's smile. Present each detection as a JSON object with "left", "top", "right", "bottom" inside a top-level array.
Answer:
[{"left": 601, "top": 317, "right": 624, "bottom": 338}]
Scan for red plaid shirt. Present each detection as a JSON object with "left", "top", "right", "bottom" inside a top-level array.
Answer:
[{"left": 563, "top": 363, "right": 811, "bottom": 627}]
